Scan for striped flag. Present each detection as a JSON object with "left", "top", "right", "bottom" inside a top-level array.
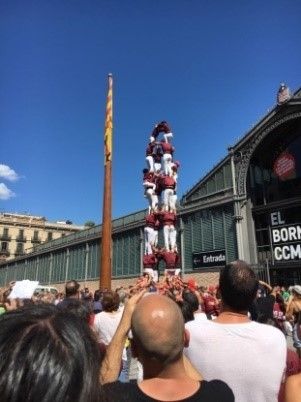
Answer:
[{"left": 104, "top": 74, "right": 113, "bottom": 163}]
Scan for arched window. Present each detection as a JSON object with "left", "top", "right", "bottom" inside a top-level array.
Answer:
[{"left": 247, "top": 118, "right": 301, "bottom": 206}]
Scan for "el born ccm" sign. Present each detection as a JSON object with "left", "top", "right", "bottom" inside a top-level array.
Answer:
[
  {"left": 193, "top": 250, "right": 226, "bottom": 269},
  {"left": 271, "top": 211, "right": 301, "bottom": 262}
]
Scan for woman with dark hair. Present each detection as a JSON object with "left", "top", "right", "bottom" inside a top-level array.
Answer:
[
  {"left": 0, "top": 304, "right": 102, "bottom": 402},
  {"left": 177, "top": 300, "right": 194, "bottom": 323},
  {"left": 183, "top": 290, "right": 208, "bottom": 321}
]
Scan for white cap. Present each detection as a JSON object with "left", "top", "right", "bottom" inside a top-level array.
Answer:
[{"left": 292, "top": 285, "right": 301, "bottom": 295}]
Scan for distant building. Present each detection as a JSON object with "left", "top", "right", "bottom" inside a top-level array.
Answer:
[{"left": 0, "top": 213, "right": 84, "bottom": 262}]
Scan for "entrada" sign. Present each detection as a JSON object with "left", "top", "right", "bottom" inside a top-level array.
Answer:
[
  {"left": 193, "top": 250, "right": 226, "bottom": 269},
  {"left": 271, "top": 211, "right": 301, "bottom": 261}
]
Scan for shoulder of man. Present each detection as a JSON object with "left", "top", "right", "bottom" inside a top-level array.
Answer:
[
  {"left": 102, "top": 382, "right": 141, "bottom": 401},
  {"left": 250, "top": 321, "right": 287, "bottom": 352},
  {"left": 199, "top": 380, "right": 235, "bottom": 402},
  {"left": 185, "top": 317, "right": 212, "bottom": 332}
]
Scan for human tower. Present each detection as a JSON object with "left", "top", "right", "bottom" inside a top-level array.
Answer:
[{"left": 142, "top": 121, "right": 180, "bottom": 281}]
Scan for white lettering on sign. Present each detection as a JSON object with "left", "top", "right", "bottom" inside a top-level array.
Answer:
[
  {"left": 274, "top": 244, "right": 301, "bottom": 261},
  {"left": 271, "top": 211, "right": 285, "bottom": 226},
  {"left": 203, "top": 254, "right": 226, "bottom": 263},
  {"left": 272, "top": 226, "right": 301, "bottom": 243},
  {"left": 271, "top": 211, "right": 301, "bottom": 261}
]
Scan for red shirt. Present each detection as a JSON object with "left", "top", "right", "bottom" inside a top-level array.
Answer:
[
  {"left": 145, "top": 143, "right": 155, "bottom": 156},
  {"left": 154, "top": 175, "right": 163, "bottom": 196},
  {"left": 161, "top": 142, "right": 174, "bottom": 155},
  {"left": 160, "top": 211, "right": 176, "bottom": 226},
  {"left": 153, "top": 147, "right": 163, "bottom": 163},
  {"left": 160, "top": 251, "right": 179, "bottom": 268},
  {"left": 143, "top": 254, "right": 157, "bottom": 268},
  {"left": 151, "top": 126, "right": 160, "bottom": 140},
  {"left": 145, "top": 213, "right": 156, "bottom": 228},
  {"left": 161, "top": 175, "right": 176, "bottom": 189},
  {"left": 143, "top": 171, "right": 155, "bottom": 182},
  {"left": 273, "top": 302, "right": 285, "bottom": 321},
  {"left": 154, "top": 217, "right": 161, "bottom": 231}
]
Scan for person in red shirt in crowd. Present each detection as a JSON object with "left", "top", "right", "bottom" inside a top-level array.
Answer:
[
  {"left": 273, "top": 293, "right": 286, "bottom": 332},
  {"left": 144, "top": 212, "right": 157, "bottom": 255},
  {"left": 142, "top": 169, "right": 157, "bottom": 213},
  {"left": 203, "top": 285, "right": 220, "bottom": 318},
  {"left": 158, "top": 209, "right": 177, "bottom": 252}
]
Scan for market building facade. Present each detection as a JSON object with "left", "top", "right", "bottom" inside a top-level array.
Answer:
[{"left": 0, "top": 85, "right": 300, "bottom": 288}]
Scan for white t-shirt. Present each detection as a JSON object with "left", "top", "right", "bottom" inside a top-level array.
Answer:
[
  {"left": 193, "top": 312, "right": 208, "bottom": 321},
  {"left": 94, "top": 309, "right": 123, "bottom": 345},
  {"left": 94, "top": 308, "right": 128, "bottom": 361},
  {"left": 184, "top": 319, "right": 286, "bottom": 402}
]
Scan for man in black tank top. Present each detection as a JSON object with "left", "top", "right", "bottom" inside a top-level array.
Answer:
[{"left": 102, "top": 294, "right": 234, "bottom": 401}]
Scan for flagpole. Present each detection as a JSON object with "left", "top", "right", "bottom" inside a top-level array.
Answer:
[{"left": 99, "top": 73, "right": 113, "bottom": 290}]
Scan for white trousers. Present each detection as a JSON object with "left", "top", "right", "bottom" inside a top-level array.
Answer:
[
  {"left": 162, "top": 188, "right": 174, "bottom": 211},
  {"left": 143, "top": 181, "right": 158, "bottom": 212},
  {"left": 145, "top": 188, "right": 158, "bottom": 212},
  {"left": 153, "top": 230, "right": 158, "bottom": 247},
  {"left": 163, "top": 132, "right": 173, "bottom": 143},
  {"left": 145, "top": 155, "right": 154, "bottom": 172},
  {"left": 163, "top": 225, "right": 177, "bottom": 251},
  {"left": 154, "top": 162, "right": 161, "bottom": 173},
  {"left": 170, "top": 193, "right": 177, "bottom": 212},
  {"left": 144, "top": 226, "right": 156, "bottom": 254},
  {"left": 162, "top": 153, "right": 172, "bottom": 176}
]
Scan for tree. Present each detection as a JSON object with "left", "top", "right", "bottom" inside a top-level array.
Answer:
[{"left": 84, "top": 221, "right": 96, "bottom": 228}]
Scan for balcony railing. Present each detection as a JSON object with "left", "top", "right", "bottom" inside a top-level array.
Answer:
[
  {"left": 15, "top": 236, "right": 27, "bottom": 242},
  {"left": 0, "top": 250, "right": 10, "bottom": 256},
  {"left": 31, "top": 237, "right": 41, "bottom": 244},
  {"left": 15, "top": 250, "right": 25, "bottom": 256},
  {"left": 0, "top": 234, "right": 11, "bottom": 241}
]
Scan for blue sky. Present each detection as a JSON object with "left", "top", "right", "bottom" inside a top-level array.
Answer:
[{"left": 0, "top": 0, "right": 300, "bottom": 224}]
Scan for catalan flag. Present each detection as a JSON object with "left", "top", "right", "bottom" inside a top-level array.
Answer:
[{"left": 104, "top": 74, "right": 113, "bottom": 163}]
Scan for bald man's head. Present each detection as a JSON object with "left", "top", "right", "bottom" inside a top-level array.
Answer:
[{"left": 131, "top": 294, "right": 185, "bottom": 365}]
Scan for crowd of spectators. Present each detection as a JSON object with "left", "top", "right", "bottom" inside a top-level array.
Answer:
[{"left": 0, "top": 261, "right": 301, "bottom": 401}]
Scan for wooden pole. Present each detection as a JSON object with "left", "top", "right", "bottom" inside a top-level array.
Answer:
[{"left": 99, "top": 74, "right": 113, "bottom": 290}]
